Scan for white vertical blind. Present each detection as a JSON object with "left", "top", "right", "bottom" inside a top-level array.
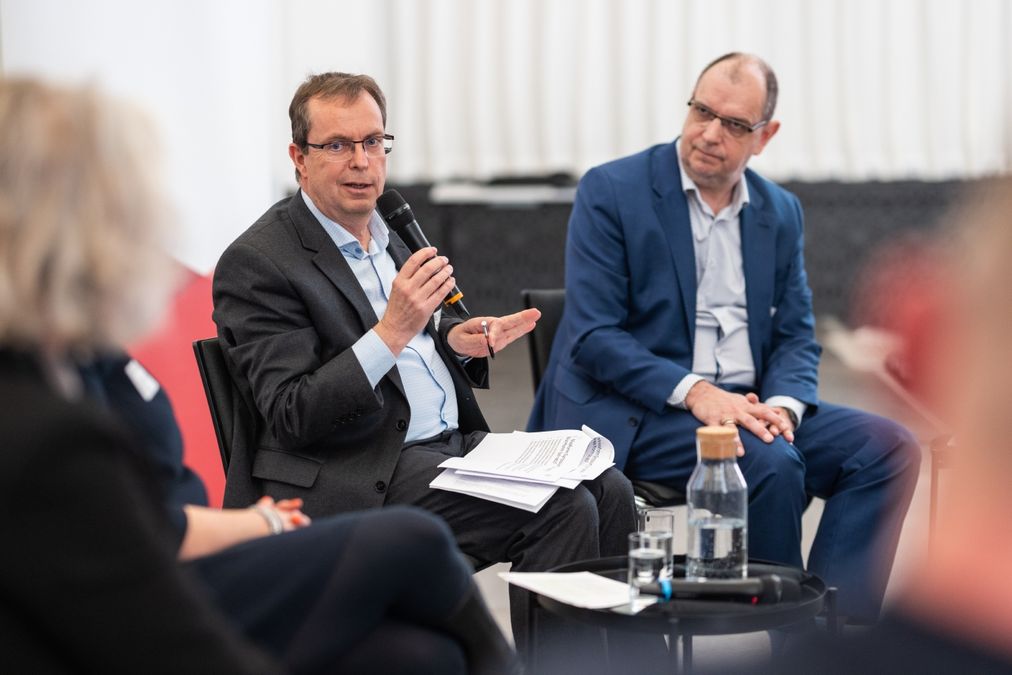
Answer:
[
  {"left": 364, "top": 0, "right": 1012, "bottom": 184},
  {"left": 540, "top": 0, "right": 580, "bottom": 173},
  {"left": 4, "top": 0, "right": 1012, "bottom": 272}
]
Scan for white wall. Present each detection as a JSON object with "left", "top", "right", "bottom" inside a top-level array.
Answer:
[
  {"left": 0, "top": 0, "right": 284, "bottom": 273},
  {"left": 362, "top": 0, "right": 1012, "bottom": 184},
  {"left": 3, "top": 0, "right": 1012, "bottom": 272}
]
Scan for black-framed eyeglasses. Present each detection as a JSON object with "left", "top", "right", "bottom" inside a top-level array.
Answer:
[
  {"left": 686, "top": 100, "right": 767, "bottom": 138},
  {"left": 304, "top": 134, "right": 395, "bottom": 161}
]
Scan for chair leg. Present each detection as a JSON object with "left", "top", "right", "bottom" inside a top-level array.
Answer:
[
  {"left": 825, "top": 586, "right": 840, "bottom": 636},
  {"left": 667, "top": 629, "right": 679, "bottom": 671},
  {"left": 526, "top": 591, "right": 538, "bottom": 674}
]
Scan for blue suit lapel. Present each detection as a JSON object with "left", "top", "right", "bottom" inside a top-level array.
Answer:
[
  {"left": 740, "top": 179, "right": 775, "bottom": 382},
  {"left": 652, "top": 144, "right": 696, "bottom": 342}
]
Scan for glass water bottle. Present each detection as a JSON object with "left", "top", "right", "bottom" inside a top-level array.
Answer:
[{"left": 686, "top": 426, "right": 748, "bottom": 580}]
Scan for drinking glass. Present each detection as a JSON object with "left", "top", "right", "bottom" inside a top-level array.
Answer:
[
  {"left": 628, "top": 531, "right": 671, "bottom": 599},
  {"left": 637, "top": 508, "right": 675, "bottom": 579}
]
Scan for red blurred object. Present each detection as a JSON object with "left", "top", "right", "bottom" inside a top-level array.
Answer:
[
  {"left": 850, "top": 237, "right": 946, "bottom": 402},
  {"left": 129, "top": 267, "right": 224, "bottom": 506}
]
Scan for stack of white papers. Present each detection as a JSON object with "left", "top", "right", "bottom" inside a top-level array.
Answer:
[{"left": 429, "top": 426, "right": 615, "bottom": 512}]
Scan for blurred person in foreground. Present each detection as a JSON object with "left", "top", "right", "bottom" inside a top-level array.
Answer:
[
  {"left": 0, "top": 78, "right": 517, "bottom": 674},
  {"left": 773, "top": 179, "right": 1012, "bottom": 672}
]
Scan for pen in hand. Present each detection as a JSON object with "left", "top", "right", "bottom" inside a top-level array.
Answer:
[{"left": 481, "top": 320, "right": 496, "bottom": 359}]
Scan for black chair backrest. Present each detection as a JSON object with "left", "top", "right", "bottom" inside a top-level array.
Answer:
[
  {"left": 521, "top": 288, "right": 565, "bottom": 393},
  {"left": 192, "top": 337, "right": 246, "bottom": 473}
]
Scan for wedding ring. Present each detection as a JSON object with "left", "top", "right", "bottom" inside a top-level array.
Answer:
[{"left": 720, "top": 417, "right": 736, "bottom": 426}]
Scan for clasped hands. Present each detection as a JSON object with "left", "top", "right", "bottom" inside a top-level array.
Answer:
[
  {"left": 684, "top": 380, "right": 795, "bottom": 456},
  {"left": 374, "top": 247, "right": 540, "bottom": 357},
  {"left": 253, "top": 495, "right": 311, "bottom": 533}
]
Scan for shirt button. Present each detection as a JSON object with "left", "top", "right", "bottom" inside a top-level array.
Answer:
[
  {"left": 374, "top": 480, "right": 386, "bottom": 493},
  {"left": 396, "top": 419, "right": 407, "bottom": 431},
  {"left": 628, "top": 417, "right": 638, "bottom": 427}
]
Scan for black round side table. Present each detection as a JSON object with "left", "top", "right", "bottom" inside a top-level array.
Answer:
[{"left": 526, "top": 554, "right": 831, "bottom": 674}]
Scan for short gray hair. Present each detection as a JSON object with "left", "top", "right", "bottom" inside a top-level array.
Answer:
[{"left": 0, "top": 79, "right": 178, "bottom": 354}]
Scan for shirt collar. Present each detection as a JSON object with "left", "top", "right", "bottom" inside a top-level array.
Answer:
[
  {"left": 675, "top": 137, "right": 751, "bottom": 219},
  {"left": 300, "top": 190, "right": 389, "bottom": 260}
]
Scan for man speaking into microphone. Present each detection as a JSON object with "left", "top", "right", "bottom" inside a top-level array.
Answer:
[{"left": 212, "top": 72, "right": 639, "bottom": 667}]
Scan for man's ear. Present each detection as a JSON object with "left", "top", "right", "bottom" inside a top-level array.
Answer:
[
  {"left": 289, "top": 143, "right": 307, "bottom": 183},
  {"left": 752, "top": 120, "right": 780, "bottom": 156}
]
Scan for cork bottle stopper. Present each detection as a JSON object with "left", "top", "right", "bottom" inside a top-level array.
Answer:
[{"left": 696, "top": 426, "right": 738, "bottom": 460}]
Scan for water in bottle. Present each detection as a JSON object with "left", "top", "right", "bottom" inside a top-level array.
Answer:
[
  {"left": 686, "top": 426, "right": 748, "bottom": 580},
  {"left": 686, "top": 514, "right": 747, "bottom": 578}
]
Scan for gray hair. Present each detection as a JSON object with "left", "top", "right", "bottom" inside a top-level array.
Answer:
[{"left": 0, "top": 79, "right": 178, "bottom": 354}]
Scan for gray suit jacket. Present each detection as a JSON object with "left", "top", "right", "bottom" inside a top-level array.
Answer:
[{"left": 212, "top": 191, "right": 489, "bottom": 516}]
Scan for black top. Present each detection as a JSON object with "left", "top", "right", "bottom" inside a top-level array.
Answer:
[
  {"left": 0, "top": 349, "right": 279, "bottom": 673},
  {"left": 773, "top": 610, "right": 1012, "bottom": 674},
  {"left": 78, "top": 351, "right": 208, "bottom": 536}
]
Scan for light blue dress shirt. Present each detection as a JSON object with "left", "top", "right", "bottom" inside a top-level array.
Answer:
[
  {"left": 302, "top": 191, "right": 459, "bottom": 442},
  {"left": 668, "top": 143, "right": 806, "bottom": 427}
]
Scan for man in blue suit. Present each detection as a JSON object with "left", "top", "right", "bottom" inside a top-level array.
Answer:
[{"left": 529, "top": 52, "right": 921, "bottom": 622}]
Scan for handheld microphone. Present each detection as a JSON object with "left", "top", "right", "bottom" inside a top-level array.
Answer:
[
  {"left": 639, "top": 574, "right": 802, "bottom": 604},
  {"left": 376, "top": 189, "right": 469, "bottom": 318}
]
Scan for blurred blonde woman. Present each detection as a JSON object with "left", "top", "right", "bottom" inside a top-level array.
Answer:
[
  {"left": 0, "top": 78, "right": 278, "bottom": 671},
  {"left": 0, "top": 79, "right": 518, "bottom": 675},
  {"left": 0, "top": 80, "right": 176, "bottom": 360}
]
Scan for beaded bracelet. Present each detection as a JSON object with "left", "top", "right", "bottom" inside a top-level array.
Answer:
[{"left": 250, "top": 504, "right": 284, "bottom": 535}]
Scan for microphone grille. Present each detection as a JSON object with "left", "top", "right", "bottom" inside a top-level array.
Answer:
[{"left": 376, "top": 189, "right": 407, "bottom": 220}]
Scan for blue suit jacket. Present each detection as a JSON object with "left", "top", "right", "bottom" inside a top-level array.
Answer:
[{"left": 528, "top": 140, "right": 822, "bottom": 469}]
